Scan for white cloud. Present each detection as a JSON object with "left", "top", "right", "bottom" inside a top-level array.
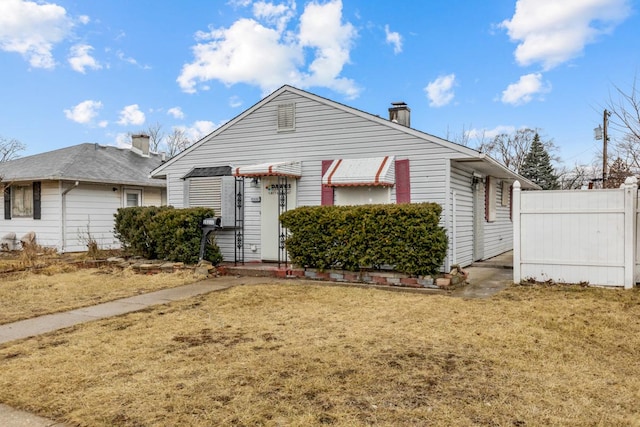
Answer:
[
  {"left": 64, "top": 100, "right": 103, "bottom": 124},
  {"left": 78, "top": 15, "right": 90, "bottom": 25},
  {"left": 501, "top": 73, "right": 551, "bottom": 105},
  {"left": 384, "top": 25, "right": 402, "bottom": 54},
  {"left": 253, "top": 0, "right": 296, "bottom": 32},
  {"left": 177, "top": 0, "right": 359, "bottom": 98},
  {"left": 117, "top": 104, "right": 146, "bottom": 126},
  {"left": 117, "top": 50, "right": 150, "bottom": 69},
  {"left": 424, "top": 74, "right": 456, "bottom": 107},
  {"left": 466, "top": 125, "right": 517, "bottom": 141},
  {"left": 500, "top": 0, "right": 632, "bottom": 70},
  {"left": 176, "top": 120, "right": 219, "bottom": 142},
  {"left": 68, "top": 44, "right": 101, "bottom": 73},
  {"left": 115, "top": 132, "right": 130, "bottom": 148},
  {"left": 98, "top": 120, "right": 108, "bottom": 128},
  {"left": 229, "top": 96, "right": 243, "bottom": 108},
  {"left": 0, "top": 0, "right": 73, "bottom": 69},
  {"left": 167, "top": 107, "right": 185, "bottom": 119}
]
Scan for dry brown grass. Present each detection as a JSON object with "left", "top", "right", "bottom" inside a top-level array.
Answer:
[
  {"left": 0, "top": 282, "right": 639, "bottom": 426},
  {"left": 0, "top": 265, "right": 205, "bottom": 325}
]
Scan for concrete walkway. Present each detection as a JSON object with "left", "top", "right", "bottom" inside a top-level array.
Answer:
[{"left": 0, "top": 279, "right": 239, "bottom": 345}]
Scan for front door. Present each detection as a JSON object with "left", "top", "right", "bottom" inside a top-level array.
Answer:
[{"left": 260, "top": 177, "right": 297, "bottom": 261}]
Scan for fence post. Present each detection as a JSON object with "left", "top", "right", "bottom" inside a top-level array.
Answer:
[
  {"left": 512, "top": 181, "right": 521, "bottom": 285},
  {"left": 623, "top": 176, "right": 638, "bottom": 289}
]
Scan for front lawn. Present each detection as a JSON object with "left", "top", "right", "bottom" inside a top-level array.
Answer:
[
  {"left": 0, "top": 282, "right": 638, "bottom": 426},
  {"left": 0, "top": 264, "right": 204, "bottom": 325}
]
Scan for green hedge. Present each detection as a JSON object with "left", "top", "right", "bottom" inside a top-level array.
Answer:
[
  {"left": 114, "top": 206, "right": 222, "bottom": 265},
  {"left": 280, "top": 203, "right": 448, "bottom": 277}
]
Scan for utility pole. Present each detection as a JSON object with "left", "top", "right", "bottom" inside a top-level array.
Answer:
[
  {"left": 602, "top": 109, "right": 610, "bottom": 185},
  {"left": 595, "top": 109, "right": 612, "bottom": 187}
]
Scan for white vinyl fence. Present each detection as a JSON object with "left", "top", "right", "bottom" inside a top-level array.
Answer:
[{"left": 512, "top": 177, "right": 638, "bottom": 289}]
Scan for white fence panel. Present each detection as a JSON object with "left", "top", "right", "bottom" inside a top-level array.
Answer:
[{"left": 513, "top": 178, "right": 637, "bottom": 289}]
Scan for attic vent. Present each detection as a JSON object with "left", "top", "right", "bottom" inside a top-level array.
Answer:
[{"left": 277, "top": 103, "right": 295, "bottom": 131}]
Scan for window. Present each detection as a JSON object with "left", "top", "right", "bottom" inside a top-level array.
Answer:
[
  {"left": 125, "top": 189, "right": 142, "bottom": 207},
  {"left": 4, "top": 182, "right": 41, "bottom": 220},
  {"left": 485, "top": 176, "right": 496, "bottom": 222},
  {"left": 501, "top": 181, "right": 510, "bottom": 207},
  {"left": 185, "top": 176, "right": 236, "bottom": 228},
  {"left": 12, "top": 185, "right": 33, "bottom": 217},
  {"left": 277, "top": 103, "right": 295, "bottom": 131},
  {"left": 334, "top": 186, "right": 391, "bottom": 206}
]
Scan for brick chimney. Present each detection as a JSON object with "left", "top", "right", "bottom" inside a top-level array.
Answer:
[
  {"left": 388, "top": 102, "right": 410, "bottom": 127},
  {"left": 131, "top": 134, "right": 150, "bottom": 157}
]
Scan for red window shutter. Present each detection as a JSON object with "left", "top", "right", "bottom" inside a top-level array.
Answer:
[
  {"left": 321, "top": 160, "right": 334, "bottom": 206},
  {"left": 395, "top": 159, "right": 411, "bottom": 203}
]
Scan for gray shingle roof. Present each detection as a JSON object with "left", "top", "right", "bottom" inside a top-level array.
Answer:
[{"left": 0, "top": 143, "right": 166, "bottom": 187}]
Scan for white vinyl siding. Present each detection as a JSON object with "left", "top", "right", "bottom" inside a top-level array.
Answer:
[
  {"left": 449, "top": 165, "right": 474, "bottom": 267},
  {"left": 0, "top": 181, "right": 59, "bottom": 248},
  {"left": 483, "top": 179, "right": 513, "bottom": 259},
  {"left": 157, "top": 90, "right": 499, "bottom": 263}
]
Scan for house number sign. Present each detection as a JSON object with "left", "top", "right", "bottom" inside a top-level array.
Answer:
[{"left": 266, "top": 183, "right": 291, "bottom": 195}]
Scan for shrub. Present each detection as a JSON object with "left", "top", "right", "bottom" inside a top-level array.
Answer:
[
  {"left": 114, "top": 206, "right": 222, "bottom": 264},
  {"left": 114, "top": 206, "right": 173, "bottom": 259},
  {"left": 280, "top": 203, "right": 448, "bottom": 277}
]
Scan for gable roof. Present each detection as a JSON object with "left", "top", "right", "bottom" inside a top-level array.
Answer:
[
  {"left": 0, "top": 143, "right": 166, "bottom": 187},
  {"left": 151, "top": 85, "right": 539, "bottom": 189}
]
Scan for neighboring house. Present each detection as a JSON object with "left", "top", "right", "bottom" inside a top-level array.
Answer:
[
  {"left": 150, "top": 85, "right": 538, "bottom": 270},
  {"left": 0, "top": 135, "right": 166, "bottom": 252}
]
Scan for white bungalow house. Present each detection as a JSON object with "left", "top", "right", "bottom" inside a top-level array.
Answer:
[
  {"left": 0, "top": 135, "right": 166, "bottom": 252},
  {"left": 150, "top": 85, "right": 538, "bottom": 270}
]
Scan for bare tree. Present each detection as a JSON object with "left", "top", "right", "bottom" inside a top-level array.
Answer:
[
  {"left": 446, "top": 125, "right": 491, "bottom": 149},
  {"left": 610, "top": 133, "right": 640, "bottom": 171},
  {"left": 165, "top": 128, "right": 192, "bottom": 157},
  {"left": 555, "top": 163, "right": 596, "bottom": 189},
  {"left": 608, "top": 75, "right": 640, "bottom": 144},
  {"left": 478, "top": 128, "right": 558, "bottom": 174},
  {"left": 146, "top": 122, "right": 165, "bottom": 153},
  {"left": 0, "top": 136, "right": 26, "bottom": 163},
  {"left": 605, "top": 75, "right": 640, "bottom": 177},
  {"left": 605, "top": 157, "right": 633, "bottom": 188}
]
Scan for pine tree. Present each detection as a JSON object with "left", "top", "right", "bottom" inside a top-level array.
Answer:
[{"left": 520, "top": 133, "right": 559, "bottom": 190}]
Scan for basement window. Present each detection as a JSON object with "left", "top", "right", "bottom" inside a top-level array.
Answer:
[{"left": 277, "top": 103, "right": 295, "bottom": 131}]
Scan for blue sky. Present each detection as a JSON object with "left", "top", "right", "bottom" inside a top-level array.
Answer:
[{"left": 0, "top": 0, "right": 637, "bottom": 168}]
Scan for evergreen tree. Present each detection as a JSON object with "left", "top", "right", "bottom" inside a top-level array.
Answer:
[{"left": 520, "top": 133, "right": 559, "bottom": 190}]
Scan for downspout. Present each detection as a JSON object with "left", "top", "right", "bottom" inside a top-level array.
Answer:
[
  {"left": 61, "top": 181, "right": 79, "bottom": 252},
  {"left": 443, "top": 159, "right": 451, "bottom": 273},
  {"left": 452, "top": 190, "right": 457, "bottom": 267}
]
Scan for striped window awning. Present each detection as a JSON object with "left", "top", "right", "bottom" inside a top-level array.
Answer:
[
  {"left": 234, "top": 161, "right": 302, "bottom": 178},
  {"left": 322, "top": 156, "right": 395, "bottom": 187}
]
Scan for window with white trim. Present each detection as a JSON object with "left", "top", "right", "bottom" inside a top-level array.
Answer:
[{"left": 125, "top": 189, "right": 142, "bottom": 207}]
